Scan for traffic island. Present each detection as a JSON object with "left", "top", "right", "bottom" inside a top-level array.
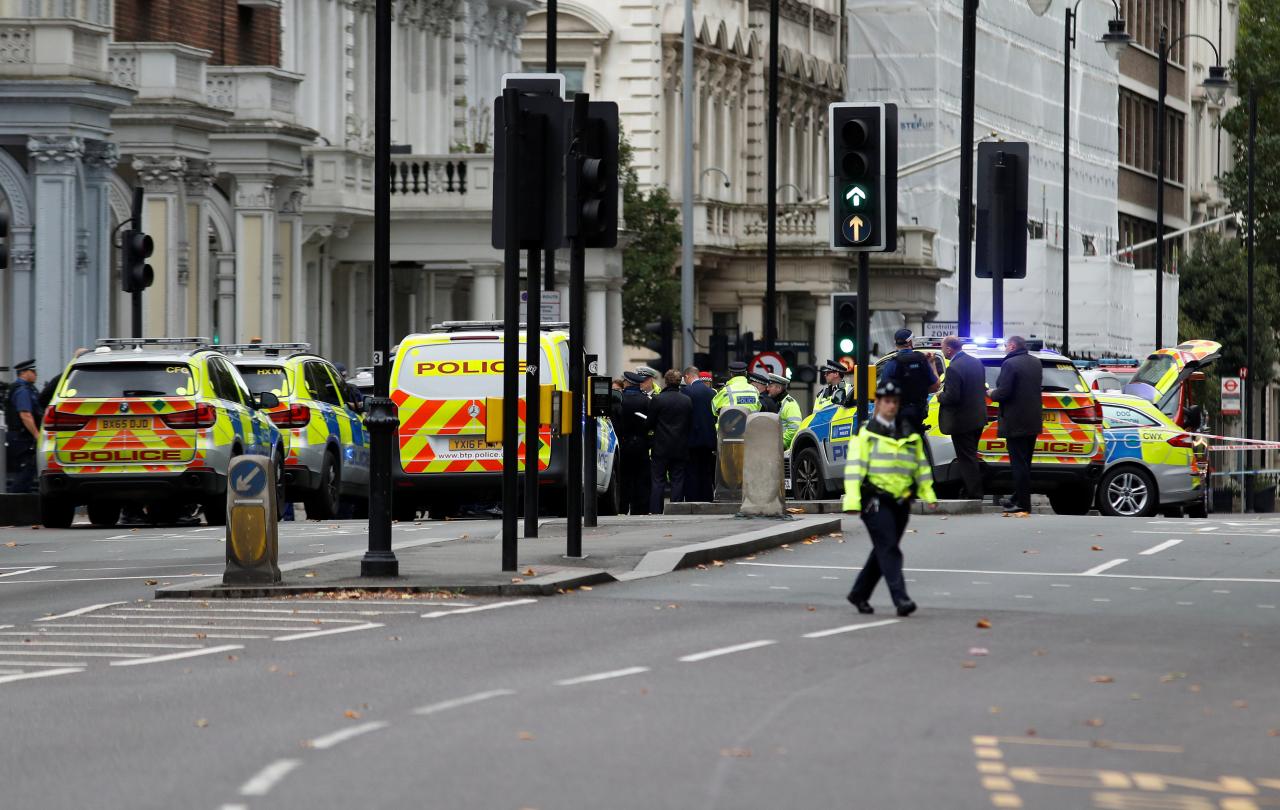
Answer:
[{"left": 154, "top": 514, "right": 842, "bottom": 599}]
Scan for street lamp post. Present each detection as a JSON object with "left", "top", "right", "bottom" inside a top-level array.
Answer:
[
  {"left": 1154, "top": 29, "right": 1229, "bottom": 349},
  {"left": 1062, "top": 2, "right": 1130, "bottom": 358},
  {"left": 1246, "top": 87, "right": 1260, "bottom": 510}
]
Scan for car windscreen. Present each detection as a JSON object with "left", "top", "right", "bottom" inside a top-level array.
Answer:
[
  {"left": 61, "top": 363, "right": 197, "bottom": 398},
  {"left": 237, "top": 364, "right": 291, "bottom": 396},
  {"left": 394, "top": 340, "right": 563, "bottom": 400},
  {"left": 981, "top": 359, "right": 1089, "bottom": 393},
  {"left": 1132, "top": 355, "right": 1175, "bottom": 387}
]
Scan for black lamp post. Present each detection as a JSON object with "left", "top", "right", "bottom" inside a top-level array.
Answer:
[
  {"left": 1154, "top": 29, "right": 1229, "bottom": 349},
  {"left": 1061, "top": 3, "right": 1130, "bottom": 357}
]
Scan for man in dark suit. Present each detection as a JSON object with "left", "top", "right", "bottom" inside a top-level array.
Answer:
[
  {"left": 649, "top": 370, "right": 693, "bottom": 512},
  {"left": 614, "top": 371, "right": 653, "bottom": 514},
  {"left": 681, "top": 366, "right": 716, "bottom": 501},
  {"left": 937, "top": 335, "right": 987, "bottom": 499},
  {"left": 988, "top": 335, "right": 1043, "bottom": 513}
]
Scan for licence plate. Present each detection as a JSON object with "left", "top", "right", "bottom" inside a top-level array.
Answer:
[
  {"left": 99, "top": 417, "right": 152, "bottom": 430},
  {"left": 448, "top": 438, "right": 499, "bottom": 451}
]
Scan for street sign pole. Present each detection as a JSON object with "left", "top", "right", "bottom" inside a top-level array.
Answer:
[
  {"left": 856, "top": 252, "right": 870, "bottom": 430},
  {"left": 566, "top": 93, "right": 588, "bottom": 559},
  {"left": 524, "top": 246, "right": 540, "bottom": 538},
  {"left": 584, "top": 353, "right": 598, "bottom": 529},
  {"left": 500, "top": 86, "right": 522, "bottom": 572}
]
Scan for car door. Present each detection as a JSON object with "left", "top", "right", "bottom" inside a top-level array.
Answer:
[
  {"left": 317, "top": 361, "right": 370, "bottom": 485},
  {"left": 207, "top": 357, "right": 259, "bottom": 454},
  {"left": 224, "top": 360, "right": 273, "bottom": 456}
]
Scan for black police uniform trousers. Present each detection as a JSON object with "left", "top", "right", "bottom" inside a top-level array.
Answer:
[
  {"left": 6, "top": 435, "right": 36, "bottom": 494},
  {"left": 618, "top": 441, "right": 652, "bottom": 515},
  {"left": 649, "top": 455, "right": 686, "bottom": 514},
  {"left": 848, "top": 493, "right": 912, "bottom": 607},
  {"left": 1007, "top": 434, "right": 1036, "bottom": 511},
  {"left": 686, "top": 448, "right": 715, "bottom": 502},
  {"left": 950, "top": 428, "right": 984, "bottom": 499}
]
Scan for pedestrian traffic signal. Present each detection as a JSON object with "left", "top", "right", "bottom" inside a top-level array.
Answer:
[
  {"left": 491, "top": 77, "right": 568, "bottom": 250},
  {"left": 829, "top": 102, "right": 897, "bottom": 252},
  {"left": 644, "top": 317, "right": 673, "bottom": 373},
  {"left": 569, "top": 97, "right": 619, "bottom": 248},
  {"left": 976, "top": 142, "right": 1029, "bottom": 280},
  {"left": 121, "top": 228, "right": 154, "bottom": 294},
  {"left": 833, "top": 293, "right": 858, "bottom": 363}
]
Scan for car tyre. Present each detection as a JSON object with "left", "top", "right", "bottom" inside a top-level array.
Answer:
[
  {"left": 41, "top": 497, "right": 75, "bottom": 529},
  {"left": 791, "top": 447, "right": 828, "bottom": 501},
  {"left": 274, "top": 450, "right": 288, "bottom": 521},
  {"left": 304, "top": 451, "right": 341, "bottom": 520},
  {"left": 1097, "top": 466, "right": 1159, "bottom": 518},
  {"left": 87, "top": 502, "right": 120, "bottom": 528},
  {"left": 1048, "top": 487, "right": 1094, "bottom": 516}
]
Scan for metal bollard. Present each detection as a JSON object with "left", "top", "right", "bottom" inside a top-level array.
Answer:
[
  {"left": 223, "top": 455, "right": 281, "bottom": 585},
  {"left": 739, "top": 412, "right": 786, "bottom": 516},
  {"left": 714, "top": 406, "right": 749, "bottom": 502}
]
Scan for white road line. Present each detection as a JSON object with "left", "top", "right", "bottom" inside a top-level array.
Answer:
[
  {"left": 555, "top": 667, "right": 650, "bottom": 686},
  {"left": 34, "top": 602, "right": 126, "bottom": 621},
  {"left": 0, "top": 630, "right": 271, "bottom": 640},
  {"left": 0, "top": 566, "right": 54, "bottom": 579},
  {"left": 1139, "top": 539, "right": 1184, "bottom": 556},
  {"left": 307, "top": 721, "right": 390, "bottom": 750},
  {"left": 1082, "top": 559, "right": 1129, "bottom": 576},
  {"left": 679, "top": 640, "right": 777, "bottom": 663},
  {"left": 0, "top": 649, "right": 148, "bottom": 658},
  {"left": 47, "top": 622, "right": 318, "bottom": 633},
  {"left": 239, "top": 759, "right": 302, "bottom": 797},
  {"left": 0, "top": 661, "right": 89, "bottom": 667},
  {"left": 116, "top": 606, "right": 417, "bottom": 616},
  {"left": 1197, "top": 526, "right": 1221, "bottom": 532},
  {"left": 1092, "top": 598, "right": 1111, "bottom": 603},
  {"left": 0, "top": 640, "right": 201, "bottom": 650},
  {"left": 734, "top": 561, "right": 1280, "bottom": 585},
  {"left": 803, "top": 619, "right": 900, "bottom": 639},
  {"left": 768, "top": 586, "right": 790, "bottom": 590},
  {"left": 1050, "top": 584, "right": 1071, "bottom": 588},
  {"left": 90, "top": 613, "right": 364, "bottom": 624},
  {"left": 219, "top": 805, "right": 248, "bottom": 810},
  {"left": 1176, "top": 601, "right": 1194, "bottom": 606},
  {"left": 1015, "top": 594, "right": 1035, "bottom": 599},
  {"left": 413, "top": 689, "right": 516, "bottom": 716},
  {"left": 1259, "top": 605, "right": 1277, "bottom": 609},
  {"left": 1213, "top": 589, "right": 1231, "bottom": 594},
  {"left": 273, "top": 622, "right": 383, "bottom": 642},
  {"left": 0, "top": 667, "right": 83, "bottom": 685},
  {"left": 0, "top": 574, "right": 206, "bottom": 585},
  {"left": 111, "top": 644, "right": 242, "bottom": 667},
  {"left": 421, "top": 599, "right": 537, "bottom": 619}
]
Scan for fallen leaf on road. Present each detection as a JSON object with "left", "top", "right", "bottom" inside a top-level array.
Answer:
[
  {"left": 780, "top": 544, "right": 791, "bottom": 549},
  {"left": 1090, "top": 545, "right": 1104, "bottom": 551},
  {"left": 518, "top": 731, "right": 535, "bottom": 741},
  {"left": 303, "top": 572, "right": 316, "bottom": 578},
  {"left": 961, "top": 661, "right": 977, "bottom": 669},
  {"left": 1015, "top": 512, "right": 1030, "bottom": 518},
  {"left": 1234, "top": 700, "right": 1249, "bottom": 709},
  {"left": 1025, "top": 728, "right": 1037, "bottom": 736},
  {"left": 802, "top": 539, "right": 814, "bottom": 545},
  {"left": 1094, "top": 533, "right": 1104, "bottom": 537},
  {"left": 386, "top": 636, "right": 400, "bottom": 641},
  {"left": 3, "top": 542, "right": 15, "bottom": 548},
  {"left": 968, "top": 647, "right": 989, "bottom": 656},
  {"left": 667, "top": 603, "right": 679, "bottom": 609},
  {"left": 143, "top": 579, "right": 158, "bottom": 586},
  {"left": 787, "top": 507, "right": 805, "bottom": 514},
  {"left": 712, "top": 560, "right": 725, "bottom": 567},
  {"left": 523, "top": 568, "right": 536, "bottom": 576},
  {"left": 696, "top": 564, "right": 707, "bottom": 570},
  {"left": 510, "top": 577, "right": 524, "bottom": 584},
  {"left": 827, "top": 532, "right": 841, "bottom": 538},
  {"left": 976, "top": 618, "right": 992, "bottom": 629},
  {"left": 344, "top": 710, "right": 361, "bottom": 719},
  {"left": 744, "top": 556, "right": 757, "bottom": 560},
  {"left": 935, "top": 531, "right": 946, "bottom": 535},
  {"left": 1188, "top": 684, "right": 1202, "bottom": 693},
  {"left": 1091, "top": 675, "right": 1115, "bottom": 684},
  {"left": 1085, "top": 718, "right": 1104, "bottom": 727},
  {"left": 1023, "top": 550, "right": 1040, "bottom": 555},
  {"left": 720, "top": 747, "right": 752, "bottom": 758},
  {"left": 226, "top": 655, "right": 238, "bottom": 662},
  {"left": 989, "top": 706, "right": 1001, "bottom": 714},
  {"left": 1269, "top": 729, "right": 1279, "bottom": 737},
  {"left": 1160, "top": 672, "right": 1187, "bottom": 683},
  {"left": 806, "top": 606, "right": 816, "bottom": 612},
  {"left": 663, "top": 534, "right": 672, "bottom": 538},
  {"left": 580, "top": 586, "right": 593, "bottom": 591},
  {"left": 1130, "top": 693, "right": 1142, "bottom": 701},
  {"left": 195, "top": 718, "right": 209, "bottom": 728},
  {"left": 268, "top": 665, "right": 279, "bottom": 673}
]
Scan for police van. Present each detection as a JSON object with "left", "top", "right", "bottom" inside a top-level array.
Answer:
[{"left": 388, "top": 322, "right": 618, "bottom": 520}]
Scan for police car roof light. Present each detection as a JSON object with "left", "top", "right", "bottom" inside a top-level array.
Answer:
[
  {"left": 432, "top": 320, "right": 571, "bottom": 333},
  {"left": 1098, "top": 357, "right": 1139, "bottom": 367},
  {"left": 96, "top": 337, "right": 212, "bottom": 351},
  {"left": 217, "top": 342, "right": 312, "bottom": 357}
]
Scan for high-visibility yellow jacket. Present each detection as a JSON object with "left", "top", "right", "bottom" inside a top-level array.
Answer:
[
  {"left": 813, "top": 382, "right": 849, "bottom": 414},
  {"left": 779, "top": 394, "right": 802, "bottom": 449},
  {"left": 711, "top": 376, "right": 760, "bottom": 421},
  {"left": 842, "top": 419, "right": 937, "bottom": 511}
]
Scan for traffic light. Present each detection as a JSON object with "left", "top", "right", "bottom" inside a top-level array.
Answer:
[
  {"left": 833, "top": 293, "right": 858, "bottom": 364},
  {"left": 0, "top": 211, "right": 8, "bottom": 270},
  {"left": 644, "top": 317, "right": 673, "bottom": 372},
  {"left": 569, "top": 97, "right": 619, "bottom": 248},
  {"left": 976, "top": 142, "right": 1029, "bottom": 280},
  {"left": 828, "top": 102, "right": 897, "bottom": 252},
  {"left": 491, "top": 76, "right": 568, "bottom": 250},
  {"left": 121, "top": 227, "right": 154, "bottom": 293}
]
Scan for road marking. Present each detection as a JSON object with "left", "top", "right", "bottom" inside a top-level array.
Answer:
[
  {"left": 555, "top": 666, "right": 650, "bottom": 686},
  {"left": 734, "top": 562, "right": 1280, "bottom": 585},
  {"left": 1050, "top": 584, "right": 1071, "bottom": 588},
  {"left": 0, "top": 630, "right": 272, "bottom": 640},
  {"left": 0, "top": 640, "right": 202, "bottom": 649},
  {"left": 768, "top": 586, "right": 790, "bottom": 590},
  {"left": 0, "top": 566, "right": 54, "bottom": 579},
  {"left": 1213, "top": 589, "right": 1231, "bottom": 594},
  {"left": 0, "top": 649, "right": 148, "bottom": 658},
  {"left": 93, "top": 613, "right": 365, "bottom": 624},
  {"left": 1259, "top": 604, "right": 1277, "bottom": 609},
  {"left": 239, "top": 759, "right": 301, "bottom": 797},
  {"left": 1014, "top": 594, "right": 1034, "bottom": 599},
  {"left": 1176, "top": 601, "right": 1194, "bottom": 606},
  {"left": 35, "top": 602, "right": 127, "bottom": 622},
  {"left": 0, "top": 574, "right": 206, "bottom": 585},
  {"left": 273, "top": 622, "right": 383, "bottom": 642},
  {"left": 421, "top": 599, "right": 536, "bottom": 619},
  {"left": 307, "top": 721, "right": 390, "bottom": 750},
  {"left": 48, "top": 622, "right": 320, "bottom": 633},
  {"left": 1139, "top": 538, "right": 1184, "bottom": 556},
  {"left": 1130, "top": 586, "right": 1147, "bottom": 591},
  {"left": 1092, "top": 598, "right": 1111, "bottom": 603},
  {"left": 116, "top": 605, "right": 418, "bottom": 617},
  {"left": 1082, "top": 559, "right": 1128, "bottom": 576},
  {"left": 413, "top": 689, "right": 516, "bottom": 716},
  {"left": 991, "top": 735, "right": 1182, "bottom": 753},
  {"left": 821, "top": 576, "right": 840, "bottom": 580},
  {"left": 678, "top": 639, "right": 777, "bottom": 662},
  {"left": 0, "top": 667, "right": 83, "bottom": 685},
  {"left": 1197, "top": 525, "right": 1220, "bottom": 532},
  {"left": 803, "top": 619, "right": 899, "bottom": 639},
  {"left": 111, "top": 644, "right": 243, "bottom": 667}
]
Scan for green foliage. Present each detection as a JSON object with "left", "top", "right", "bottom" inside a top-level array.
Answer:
[{"left": 618, "top": 132, "right": 682, "bottom": 346}]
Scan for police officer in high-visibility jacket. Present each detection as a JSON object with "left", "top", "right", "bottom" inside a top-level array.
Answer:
[
  {"left": 813, "top": 360, "right": 850, "bottom": 413},
  {"left": 766, "top": 373, "right": 803, "bottom": 450},
  {"left": 711, "top": 360, "right": 760, "bottom": 423},
  {"left": 842, "top": 380, "right": 937, "bottom": 617}
]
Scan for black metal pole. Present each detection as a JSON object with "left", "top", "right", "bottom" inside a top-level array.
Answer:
[
  {"left": 361, "top": 0, "right": 398, "bottom": 577},
  {"left": 856, "top": 253, "right": 870, "bottom": 431},
  {"left": 957, "top": 0, "right": 978, "bottom": 336},
  {"left": 130, "top": 186, "right": 143, "bottom": 338},
  {"left": 1247, "top": 88, "right": 1257, "bottom": 511},
  {"left": 765, "top": 0, "right": 779, "bottom": 350},
  {"left": 543, "top": 0, "right": 557, "bottom": 295},
  {"left": 1154, "top": 27, "right": 1166, "bottom": 350},
  {"left": 1062, "top": 8, "right": 1073, "bottom": 357},
  {"left": 584, "top": 352, "right": 598, "bottom": 529},
  {"left": 566, "top": 92, "right": 588, "bottom": 559},
  {"left": 501, "top": 87, "right": 522, "bottom": 572},
  {"left": 524, "top": 247, "right": 540, "bottom": 537},
  {"left": 993, "top": 152, "right": 1006, "bottom": 340}
]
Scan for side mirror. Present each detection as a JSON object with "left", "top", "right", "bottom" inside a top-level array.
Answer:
[{"left": 256, "top": 391, "right": 280, "bottom": 410}]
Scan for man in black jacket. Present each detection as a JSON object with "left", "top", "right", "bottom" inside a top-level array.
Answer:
[
  {"left": 937, "top": 336, "right": 987, "bottom": 499},
  {"left": 879, "top": 329, "right": 940, "bottom": 435},
  {"left": 649, "top": 370, "right": 692, "bottom": 513},
  {"left": 988, "top": 335, "right": 1043, "bottom": 513},
  {"left": 615, "top": 371, "right": 653, "bottom": 514},
  {"left": 681, "top": 366, "right": 716, "bottom": 501}
]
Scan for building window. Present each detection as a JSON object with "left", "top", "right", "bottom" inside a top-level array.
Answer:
[
  {"left": 520, "top": 64, "right": 586, "bottom": 99},
  {"left": 1118, "top": 88, "right": 1185, "bottom": 183},
  {"left": 1121, "top": 0, "right": 1185, "bottom": 62}
]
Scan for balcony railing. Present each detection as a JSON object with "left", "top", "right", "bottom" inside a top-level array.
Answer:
[
  {"left": 305, "top": 148, "right": 492, "bottom": 216},
  {"left": 694, "top": 200, "right": 828, "bottom": 249}
]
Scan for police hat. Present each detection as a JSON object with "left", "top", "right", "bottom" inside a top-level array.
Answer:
[
  {"left": 820, "top": 360, "right": 846, "bottom": 375},
  {"left": 747, "top": 371, "right": 770, "bottom": 385},
  {"left": 635, "top": 365, "right": 661, "bottom": 379},
  {"left": 894, "top": 328, "right": 913, "bottom": 345},
  {"left": 14, "top": 359, "right": 35, "bottom": 373},
  {"left": 766, "top": 373, "right": 789, "bottom": 387},
  {"left": 623, "top": 371, "right": 647, "bottom": 385},
  {"left": 728, "top": 360, "right": 748, "bottom": 374},
  {"left": 875, "top": 379, "right": 901, "bottom": 398}
]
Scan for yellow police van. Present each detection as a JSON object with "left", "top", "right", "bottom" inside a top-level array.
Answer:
[
  {"left": 38, "top": 338, "right": 284, "bottom": 528},
  {"left": 388, "top": 321, "right": 619, "bottom": 520}
]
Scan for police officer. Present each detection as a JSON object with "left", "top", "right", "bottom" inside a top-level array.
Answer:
[
  {"left": 813, "top": 360, "right": 850, "bottom": 413},
  {"left": 878, "top": 329, "right": 939, "bottom": 435},
  {"left": 635, "top": 366, "right": 662, "bottom": 396},
  {"left": 750, "top": 372, "right": 777, "bottom": 413},
  {"left": 5, "top": 359, "right": 41, "bottom": 494},
  {"left": 711, "top": 361, "right": 760, "bottom": 423},
  {"left": 842, "top": 380, "right": 937, "bottom": 617},
  {"left": 615, "top": 370, "right": 653, "bottom": 514},
  {"left": 766, "top": 373, "right": 803, "bottom": 450}
]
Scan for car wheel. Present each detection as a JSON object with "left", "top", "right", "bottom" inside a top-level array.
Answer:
[
  {"left": 1048, "top": 487, "right": 1094, "bottom": 516},
  {"left": 304, "top": 452, "right": 341, "bottom": 520},
  {"left": 597, "top": 467, "right": 621, "bottom": 516},
  {"left": 274, "top": 450, "right": 288, "bottom": 521},
  {"left": 41, "top": 497, "right": 75, "bottom": 529},
  {"left": 87, "top": 502, "right": 120, "bottom": 528},
  {"left": 1098, "top": 467, "right": 1159, "bottom": 518},
  {"left": 792, "top": 447, "right": 827, "bottom": 501}
]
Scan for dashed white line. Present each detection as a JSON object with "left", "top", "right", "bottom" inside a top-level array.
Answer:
[
  {"left": 0, "top": 667, "right": 83, "bottom": 685},
  {"left": 1082, "top": 559, "right": 1129, "bottom": 576},
  {"left": 1176, "top": 601, "right": 1194, "bottom": 606},
  {"left": 413, "top": 689, "right": 516, "bottom": 716},
  {"left": 239, "top": 759, "right": 301, "bottom": 797},
  {"left": 1139, "top": 538, "right": 1184, "bottom": 556},
  {"left": 34, "top": 602, "right": 126, "bottom": 622},
  {"left": 0, "top": 630, "right": 272, "bottom": 640},
  {"left": 91, "top": 613, "right": 364, "bottom": 624},
  {"left": 0, "top": 660, "right": 90, "bottom": 667},
  {"left": 803, "top": 619, "right": 899, "bottom": 639},
  {"left": 0, "top": 640, "right": 201, "bottom": 650},
  {"left": 1015, "top": 594, "right": 1035, "bottom": 599},
  {"left": 1050, "top": 584, "right": 1071, "bottom": 588},
  {"left": 421, "top": 599, "right": 536, "bottom": 619},
  {"left": 0, "top": 566, "right": 55, "bottom": 579},
  {"left": 273, "top": 622, "right": 384, "bottom": 642},
  {"left": 1259, "top": 605, "right": 1277, "bottom": 609},
  {"left": 555, "top": 666, "right": 650, "bottom": 686},
  {"left": 768, "top": 586, "right": 790, "bottom": 590},
  {"left": 111, "top": 644, "right": 243, "bottom": 667},
  {"left": 307, "top": 721, "right": 390, "bottom": 750},
  {"left": 736, "top": 562, "right": 1280, "bottom": 585},
  {"left": 1092, "top": 598, "right": 1111, "bottom": 603},
  {"left": 679, "top": 640, "right": 777, "bottom": 663},
  {"left": 0, "top": 649, "right": 147, "bottom": 658},
  {"left": 1213, "top": 589, "right": 1231, "bottom": 594},
  {"left": 48, "top": 622, "right": 317, "bottom": 633}
]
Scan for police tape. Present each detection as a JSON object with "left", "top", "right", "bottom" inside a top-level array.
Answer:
[{"left": 1177, "top": 431, "right": 1280, "bottom": 451}]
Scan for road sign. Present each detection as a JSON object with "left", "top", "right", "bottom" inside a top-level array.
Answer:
[
  {"left": 1221, "top": 376, "right": 1242, "bottom": 416},
  {"left": 231, "top": 464, "right": 267, "bottom": 499},
  {"left": 519, "top": 290, "right": 561, "bottom": 322},
  {"left": 922, "top": 321, "right": 959, "bottom": 339},
  {"left": 749, "top": 351, "right": 787, "bottom": 378}
]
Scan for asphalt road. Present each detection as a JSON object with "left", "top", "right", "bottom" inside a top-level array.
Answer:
[{"left": 2, "top": 511, "right": 1279, "bottom": 810}]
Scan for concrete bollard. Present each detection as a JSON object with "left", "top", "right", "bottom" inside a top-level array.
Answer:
[
  {"left": 714, "top": 406, "right": 749, "bottom": 502},
  {"left": 223, "top": 455, "right": 281, "bottom": 585},
  {"left": 738, "top": 412, "right": 786, "bottom": 516}
]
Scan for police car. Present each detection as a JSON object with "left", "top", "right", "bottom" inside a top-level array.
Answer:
[
  {"left": 1095, "top": 392, "right": 1209, "bottom": 517},
  {"left": 388, "top": 321, "right": 619, "bottom": 520},
  {"left": 38, "top": 338, "right": 285, "bottom": 528},
  {"left": 221, "top": 343, "right": 370, "bottom": 519}
]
